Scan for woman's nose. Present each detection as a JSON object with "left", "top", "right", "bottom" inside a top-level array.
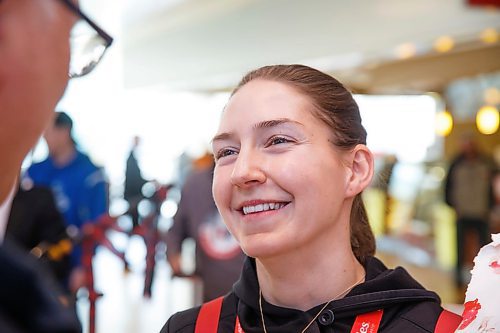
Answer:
[{"left": 230, "top": 149, "right": 266, "bottom": 188}]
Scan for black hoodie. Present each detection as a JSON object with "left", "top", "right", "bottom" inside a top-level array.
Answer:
[{"left": 161, "top": 256, "right": 455, "bottom": 333}]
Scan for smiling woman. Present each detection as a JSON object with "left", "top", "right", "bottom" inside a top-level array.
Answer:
[
  {"left": 160, "top": 65, "right": 462, "bottom": 333},
  {"left": 212, "top": 79, "right": 373, "bottom": 268}
]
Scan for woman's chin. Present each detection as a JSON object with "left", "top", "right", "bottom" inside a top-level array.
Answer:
[{"left": 240, "top": 238, "right": 287, "bottom": 260}]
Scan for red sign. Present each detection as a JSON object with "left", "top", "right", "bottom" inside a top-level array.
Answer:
[{"left": 468, "top": 0, "right": 500, "bottom": 7}]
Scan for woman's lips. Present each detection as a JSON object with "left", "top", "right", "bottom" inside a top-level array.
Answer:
[{"left": 240, "top": 202, "right": 289, "bottom": 215}]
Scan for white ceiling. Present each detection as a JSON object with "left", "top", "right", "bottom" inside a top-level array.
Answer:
[{"left": 122, "top": 0, "right": 500, "bottom": 93}]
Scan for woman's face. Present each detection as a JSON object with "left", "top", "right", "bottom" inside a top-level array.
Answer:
[{"left": 212, "top": 79, "right": 356, "bottom": 258}]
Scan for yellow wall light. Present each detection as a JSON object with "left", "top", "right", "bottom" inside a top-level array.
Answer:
[
  {"left": 480, "top": 28, "right": 498, "bottom": 44},
  {"left": 476, "top": 105, "right": 499, "bottom": 135},
  {"left": 435, "top": 110, "right": 453, "bottom": 136},
  {"left": 434, "top": 36, "right": 454, "bottom": 53},
  {"left": 395, "top": 43, "right": 417, "bottom": 59}
]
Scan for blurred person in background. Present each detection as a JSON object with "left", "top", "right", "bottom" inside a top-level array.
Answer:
[
  {"left": 175, "top": 152, "right": 194, "bottom": 189},
  {"left": 0, "top": 0, "right": 113, "bottom": 331},
  {"left": 166, "top": 154, "right": 245, "bottom": 303},
  {"left": 124, "top": 135, "right": 147, "bottom": 230},
  {"left": 6, "top": 177, "right": 72, "bottom": 294},
  {"left": 25, "top": 111, "right": 109, "bottom": 294},
  {"left": 445, "top": 134, "right": 495, "bottom": 287}
]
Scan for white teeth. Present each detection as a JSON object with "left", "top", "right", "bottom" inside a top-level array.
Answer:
[{"left": 242, "top": 202, "right": 285, "bottom": 215}]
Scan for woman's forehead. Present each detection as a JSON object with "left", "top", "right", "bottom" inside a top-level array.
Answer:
[
  {"left": 215, "top": 81, "right": 331, "bottom": 141},
  {"left": 224, "top": 80, "right": 313, "bottom": 119}
]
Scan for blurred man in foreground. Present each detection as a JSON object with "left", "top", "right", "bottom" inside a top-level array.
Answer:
[{"left": 0, "top": 0, "right": 112, "bottom": 331}]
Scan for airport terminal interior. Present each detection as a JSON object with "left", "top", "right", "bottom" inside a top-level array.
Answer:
[{"left": 17, "top": 0, "right": 500, "bottom": 332}]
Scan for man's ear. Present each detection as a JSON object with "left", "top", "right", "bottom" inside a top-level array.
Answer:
[{"left": 345, "top": 144, "right": 374, "bottom": 198}]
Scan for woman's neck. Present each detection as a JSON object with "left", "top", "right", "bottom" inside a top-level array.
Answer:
[{"left": 256, "top": 224, "right": 365, "bottom": 311}]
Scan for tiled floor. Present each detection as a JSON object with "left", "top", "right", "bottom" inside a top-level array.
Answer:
[{"left": 77, "top": 235, "right": 465, "bottom": 333}]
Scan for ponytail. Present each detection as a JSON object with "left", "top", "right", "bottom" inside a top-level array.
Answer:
[{"left": 350, "top": 194, "right": 376, "bottom": 264}]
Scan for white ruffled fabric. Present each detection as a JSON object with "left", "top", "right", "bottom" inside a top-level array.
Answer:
[{"left": 456, "top": 233, "right": 500, "bottom": 332}]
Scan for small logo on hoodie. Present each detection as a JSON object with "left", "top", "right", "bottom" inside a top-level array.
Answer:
[{"left": 351, "top": 310, "right": 383, "bottom": 333}]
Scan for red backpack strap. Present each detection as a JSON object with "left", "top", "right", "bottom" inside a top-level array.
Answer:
[
  {"left": 195, "top": 296, "right": 224, "bottom": 333},
  {"left": 435, "top": 309, "right": 462, "bottom": 333}
]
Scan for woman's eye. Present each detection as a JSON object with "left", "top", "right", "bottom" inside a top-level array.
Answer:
[
  {"left": 268, "top": 136, "right": 291, "bottom": 146},
  {"left": 215, "top": 148, "right": 237, "bottom": 160}
]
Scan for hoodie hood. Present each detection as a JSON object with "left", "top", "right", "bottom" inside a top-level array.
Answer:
[{"left": 233, "top": 256, "right": 441, "bottom": 332}]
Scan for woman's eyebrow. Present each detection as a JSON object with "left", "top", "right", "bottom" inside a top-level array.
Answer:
[
  {"left": 211, "top": 132, "right": 233, "bottom": 144},
  {"left": 211, "top": 118, "right": 304, "bottom": 144},
  {"left": 253, "top": 118, "right": 304, "bottom": 130}
]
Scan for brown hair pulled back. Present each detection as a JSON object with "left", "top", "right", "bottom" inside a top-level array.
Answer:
[{"left": 232, "top": 64, "right": 376, "bottom": 264}]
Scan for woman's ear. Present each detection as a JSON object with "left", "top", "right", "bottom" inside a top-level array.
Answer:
[{"left": 345, "top": 144, "right": 374, "bottom": 198}]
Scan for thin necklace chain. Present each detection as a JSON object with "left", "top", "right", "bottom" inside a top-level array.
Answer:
[{"left": 259, "top": 273, "right": 365, "bottom": 333}]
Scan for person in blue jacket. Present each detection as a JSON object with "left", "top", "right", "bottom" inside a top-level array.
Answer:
[{"left": 26, "top": 111, "right": 108, "bottom": 294}]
